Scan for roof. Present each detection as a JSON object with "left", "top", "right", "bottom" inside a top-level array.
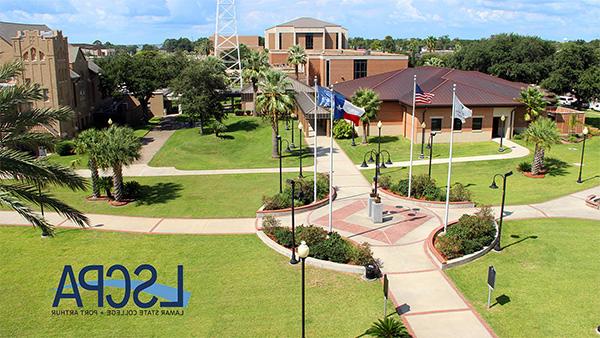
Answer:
[
  {"left": 267, "top": 17, "right": 343, "bottom": 30},
  {"left": 0, "top": 21, "right": 51, "bottom": 44},
  {"left": 334, "top": 66, "right": 530, "bottom": 107},
  {"left": 69, "top": 69, "right": 80, "bottom": 80},
  {"left": 287, "top": 77, "right": 329, "bottom": 116},
  {"left": 68, "top": 45, "right": 82, "bottom": 64},
  {"left": 88, "top": 60, "right": 103, "bottom": 74}
]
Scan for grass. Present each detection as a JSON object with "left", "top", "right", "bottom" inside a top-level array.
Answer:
[
  {"left": 0, "top": 226, "right": 390, "bottom": 337},
  {"left": 337, "top": 135, "right": 508, "bottom": 165},
  {"left": 45, "top": 172, "right": 303, "bottom": 218},
  {"left": 363, "top": 137, "right": 600, "bottom": 206},
  {"left": 149, "top": 115, "right": 312, "bottom": 170},
  {"left": 585, "top": 109, "right": 600, "bottom": 129},
  {"left": 446, "top": 218, "right": 600, "bottom": 337}
]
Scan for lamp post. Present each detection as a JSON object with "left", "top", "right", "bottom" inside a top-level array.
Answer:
[
  {"left": 377, "top": 121, "right": 382, "bottom": 154},
  {"left": 298, "top": 241, "right": 310, "bottom": 338},
  {"left": 277, "top": 136, "right": 293, "bottom": 193},
  {"left": 419, "top": 121, "right": 427, "bottom": 159},
  {"left": 361, "top": 150, "right": 392, "bottom": 196},
  {"left": 38, "top": 180, "right": 49, "bottom": 238},
  {"left": 351, "top": 121, "right": 357, "bottom": 146},
  {"left": 288, "top": 179, "right": 299, "bottom": 265},
  {"left": 577, "top": 127, "right": 589, "bottom": 184},
  {"left": 298, "top": 122, "right": 304, "bottom": 178},
  {"left": 489, "top": 171, "right": 513, "bottom": 251},
  {"left": 428, "top": 132, "right": 437, "bottom": 178},
  {"left": 290, "top": 114, "right": 296, "bottom": 148},
  {"left": 499, "top": 115, "right": 506, "bottom": 152}
]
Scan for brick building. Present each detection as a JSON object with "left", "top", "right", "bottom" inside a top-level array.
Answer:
[
  {"left": 0, "top": 21, "right": 104, "bottom": 137},
  {"left": 334, "top": 67, "right": 533, "bottom": 143},
  {"left": 264, "top": 17, "right": 408, "bottom": 86}
]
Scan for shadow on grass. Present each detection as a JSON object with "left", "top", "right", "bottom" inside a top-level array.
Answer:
[
  {"left": 502, "top": 234, "right": 538, "bottom": 250},
  {"left": 226, "top": 119, "right": 259, "bottom": 132},
  {"left": 544, "top": 157, "right": 570, "bottom": 176},
  {"left": 490, "top": 294, "right": 511, "bottom": 308},
  {"left": 135, "top": 182, "right": 183, "bottom": 206},
  {"left": 367, "top": 136, "right": 400, "bottom": 144}
]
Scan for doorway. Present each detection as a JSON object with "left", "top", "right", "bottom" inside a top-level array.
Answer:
[{"left": 492, "top": 117, "right": 501, "bottom": 138}]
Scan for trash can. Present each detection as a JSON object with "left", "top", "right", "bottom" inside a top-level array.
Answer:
[{"left": 365, "top": 263, "right": 381, "bottom": 280}]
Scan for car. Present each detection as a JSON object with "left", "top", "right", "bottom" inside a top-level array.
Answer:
[
  {"left": 591, "top": 101, "right": 600, "bottom": 112},
  {"left": 558, "top": 95, "right": 577, "bottom": 106}
]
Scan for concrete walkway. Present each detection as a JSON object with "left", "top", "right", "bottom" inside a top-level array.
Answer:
[
  {"left": 358, "top": 138, "right": 529, "bottom": 170},
  {"left": 135, "top": 129, "right": 175, "bottom": 164}
]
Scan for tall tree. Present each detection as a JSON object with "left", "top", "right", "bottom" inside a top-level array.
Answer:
[
  {"left": 574, "top": 66, "right": 600, "bottom": 103},
  {"left": 101, "top": 125, "right": 141, "bottom": 202},
  {"left": 518, "top": 87, "right": 547, "bottom": 121},
  {"left": 352, "top": 88, "right": 381, "bottom": 144},
  {"left": 541, "top": 41, "right": 597, "bottom": 95},
  {"left": 425, "top": 36, "right": 437, "bottom": 52},
  {"left": 171, "top": 57, "right": 228, "bottom": 134},
  {"left": 287, "top": 45, "right": 307, "bottom": 80},
  {"left": 522, "top": 117, "right": 560, "bottom": 175},
  {"left": 0, "top": 62, "right": 88, "bottom": 235},
  {"left": 194, "top": 37, "right": 213, "bottom": 56},
  {"left": 256, "top": 70, "right": 294, "bottom": 158},
  {"left": 74, "top": 129, "right": 105, "bottom": 199},
  {"left": 381, "top": 36, "right": 397, "bottom": 53},
  {"left": 242, "top": 50, "right": 270, "bottom": 116}
]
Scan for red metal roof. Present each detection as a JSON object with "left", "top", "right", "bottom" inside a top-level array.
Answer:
[{"left": 334, "top": 66, "right": 530, "bottom": 107}]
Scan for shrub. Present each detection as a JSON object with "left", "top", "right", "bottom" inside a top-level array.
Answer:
[
  {"left": 262, "top": 215, "right": 280, "bottom": 229},
  {"left": 262, "top": 192, "right": 292, "bottom": 210},
  {"left": 213, "top": 120, "right": 227, "bottom": 137},
  {"left": 436, "top": 206, "right": 496, "bottom": 259},
  {"left": 123, "top": 181, "right": 142, "bottom": 199},
  {"left": 333, "top": 120, "right": 355, "bottom": 139},
  {"left": 266, "top": 226, "right": 294, "bottom": 248},
  {"left": 311, "top": 232, "right": 350, "bottom": 263},
  {"left": 297, "top": 225, "right": 327, "bottom": 246},
  {"left": 517, "top": 161, "right": 532, "bottom": 172},
  {"left": 378, "top": 175, "right": 392, "bottom": 190},
  {"left": 449, "top": 183, "right": 472, "bottom": 202},
  {"left": 98, "top": 176, "right": 113, "bottom": 198},
  {"left": 411, "top": 174, "right": 442, "bottom": 200},
  {"left": 350, "top": 242, "right": 376, "bottom": 266},
  {"left": 262, "top": 174, "right": 330, "bottom": 210},
  {"left": 54, "top": 140, "right": 75, "bottom": 156}
]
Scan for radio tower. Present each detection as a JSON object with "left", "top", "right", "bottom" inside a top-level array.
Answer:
[{"left": 214, "top": 0, "right": 243, "bottom": 90}]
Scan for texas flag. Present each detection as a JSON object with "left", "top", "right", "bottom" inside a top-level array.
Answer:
[{"left": 334, "top": 94, "right": 365, "bottom": 126}]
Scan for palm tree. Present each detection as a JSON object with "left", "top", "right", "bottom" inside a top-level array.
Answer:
[
  {"left": 287, "top": 45, "right": 307, "bottom": 80},
  {"left": 425, "top": 36, "right": 437, "bottom": 52},
  {"left": 0, "top": 61, "right": 88, "bottom": 235},
  {"left": 352, "top": 88, "right": 381, "bottom": 144},
  {"left": 74, "top": 129, "right": 105, "bottom": 199},
  {"left": 360, "top": 317, "right": 411, "bottom": 338},
  {"left": 242, "top": 50, "right": 270, "bottom": 116},
  {"left": 101, "top": 125, "right": 141, "bottom": 202},
  {"left": 256, "top": 70, "right": 294, "bottom": 158},
  {"left": 518, "top": 87, "right": 546, "bottom": 122},
  {"left": 424, "top": 57, "right": 444, "bottom": 67},
  {"left": 522, "top": 117, "right": 560, "bottom": 175}
]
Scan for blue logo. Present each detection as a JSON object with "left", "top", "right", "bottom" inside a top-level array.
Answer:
[{"left": 52, "top": 264, "right": 190, "bottom": 308}]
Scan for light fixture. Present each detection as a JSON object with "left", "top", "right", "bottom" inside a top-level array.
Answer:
[
  {"left": 501, "top": 115, "right": 506, "bottom": 122},
  {"left": 421, "top": 121, "right": 426, "bottom": 128},
  {"left": 377, "top": 121, "right": 382, "bottom": 129},
  {"left": 298, "top": 241, "right": 310, "bottom": 259},
  {"left": 298, "top": 122, "right": 303, "bottom": 131},
  {"left": 583, "top": 127, "right": 589, "bottom": 135}
]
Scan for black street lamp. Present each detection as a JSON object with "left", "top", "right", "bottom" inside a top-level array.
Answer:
[
  {"left": 287, "top": 179, "right": 299, "bottom": 265},
  {"left": 277, "top": 136, "right": 293, "bottom": 193},
  {"left": 298, "top": 241, "right": 310, "bottom": 338},
  {"left": 361, "top": 149, "right": 392, "bottom": 197},
  {"left": 351, "top": 121, "right": 357, "bottom": 147},
  {"left": 489, "top": 171, "right": 513, "bottom": 251},
  {"left": 377, "top": 121, "right": 382, "bottom": 154},
  {"left": 298, "top": 122, "right": 304, "bottom": 178},
  {"left": 290, "top": 114, "right": 296, "bottom": 149},
  {"left": 419, "top": 121, "right": 427, "bottom": 159},
  {"left": 499, "top": 115, "right": 506, "bottom": 152},
  {"left": 38, "top": 180, "right": 49, "bottom": 238},
  {"left": 428, "top": 132, "right": 437, "bottom": 178},
  {"left": 577, "top": 127, "right": 589, "bottom": 184}
]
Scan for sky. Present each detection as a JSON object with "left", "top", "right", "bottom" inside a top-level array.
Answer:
[{"left": 1, "top": 0, "right": 599, "bottom": 44}]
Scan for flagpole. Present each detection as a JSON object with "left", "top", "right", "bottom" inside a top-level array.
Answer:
[
  {"left": 444, "top": 84, "right": 457, "bottom": 233},
  {"left": 408, "top": 75, "right": 417, "bottom": 198},
  {"left": 313, "top": 76, "right": 318, "bottom": 203},
  {"left": 328, "top": 84, "right": 334, "bottom": 234}
]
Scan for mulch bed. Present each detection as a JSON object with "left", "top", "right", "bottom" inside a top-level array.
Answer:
[{"left": 522, "top": 171, "right": 546, "bottom": 178}]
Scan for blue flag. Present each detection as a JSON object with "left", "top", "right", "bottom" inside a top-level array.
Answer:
[
  {"left": 316, "top": 86, "right": 332, "bottom": 108},
  {"left": 334, "top": 95, "right": 345, "bottom": 120}
]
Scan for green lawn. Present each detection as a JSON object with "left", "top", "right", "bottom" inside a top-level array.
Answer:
[
  {"left": 364, "top": 137, "right": 600, "bottom": 206},
  {"left": 46, "top": 173, "right": 302, "bottom": 218},
  {"left": 149, "top": 115, "right": 312, "bottom": 170},
  {"left": 338, "top": 135, "right": 508, "bottom": 165},
  {"left": 447, "top": 218, "right": 600, "bottom": 337},
  {"left": 585, "top": 109, "right": 600, "bottom": 129},
  {"left": 0, "top": 226, "right": 389, "bottom": 337}
]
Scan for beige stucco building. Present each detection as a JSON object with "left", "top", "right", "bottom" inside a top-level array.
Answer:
[{"left": 0, "top": 21, "right": 104, "bottom": 137}]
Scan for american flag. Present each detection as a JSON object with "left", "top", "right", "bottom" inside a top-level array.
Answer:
[{"left": 415, "top": 84, "right": 434, "bottom": 104}]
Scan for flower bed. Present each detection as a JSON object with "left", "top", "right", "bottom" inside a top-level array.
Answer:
[
  {"left": 432, "top": 207, "right": 497, "bottom": 264},
  {"left": 378, "top": 174, "right": 474, "bottom": 207},
  {"left": 261, "top": 217, "right": 379, "bottom": 266},
  {"left": 256, "top": 188, "right": 336, "bottom": 217},
  {"left": 258, "top": 174, "right": 330, "bottom": 216}
]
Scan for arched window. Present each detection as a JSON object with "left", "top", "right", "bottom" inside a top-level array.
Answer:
[
  {"left": 30, "top": 48, "right": 37, "bottom": 61},
  {"left": 23, "top": 51, "right": 29, "bottom": 61},
  {"left": 39, "top": 51, "right": 45, "bottom": 61}
]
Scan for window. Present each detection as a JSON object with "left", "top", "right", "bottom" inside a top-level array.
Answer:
[
  {"left": 453, "top": 118, "right": 462, "bottom": 131},
  {"left": 325, "top": 60, "right": 331, "bottom": 87},
  {"left": 353, "top": 59, "right": 367, "bottom": 79},
  {"left": 305, "top": 33, "right": 313, "bottom": 50},
  {"left": 30, "top": 48, "right": 37, "bottom": 61},
  {"left": 431, "top": 118, "right": 442, "bottom": 131},
  {"left": 335, "top": 33, "right": 339, "bottom": 49},
  {"left": 39, "top": 51, "right": 45, "bottom": 61},
  {"left": 278, "top": 33, "right": 282, "bottom": 49},
  {"left": 472, "top": 117, "right": 483, "bottom": 131},
  {"left": 23, "top": 51, "right": 29, "bottom": 61},
  {"left": 42, "top": 89, "right": 50, "bottom": 102}
]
